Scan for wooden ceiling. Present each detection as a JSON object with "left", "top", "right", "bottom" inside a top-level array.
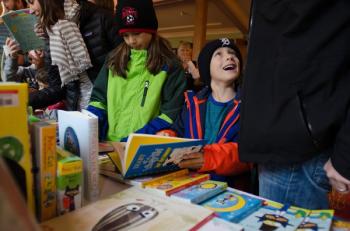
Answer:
[{"left": 153, "top": 0, "right": 251, "bottom": 46}]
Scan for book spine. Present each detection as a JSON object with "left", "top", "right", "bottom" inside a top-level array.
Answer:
[
  {"left": 37, "top": 124, "right": 57, "bottom": 221},
  {"left": 165, "top": 174, "right": 210, "bottom": 196},
  {"left": 85, "top": 119, "right": 99, "bottom": 202}
]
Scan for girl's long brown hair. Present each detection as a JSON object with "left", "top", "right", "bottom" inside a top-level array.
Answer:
[
  {"left": 107, "top": 34, "right": 180, "bottom": 78},
  {"left": 37, "top": 0, "right": 65, "bottom": 31}
]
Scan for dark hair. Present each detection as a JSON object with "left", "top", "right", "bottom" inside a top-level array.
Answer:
[
  {"left": 35, "top": 68, "right": 48, "bottom": 84},
  {"left": 107, "top": 34, "right": 180, "bottom": 78},
  {"left": 178, "top": 41, "right": 193, "bottom": 49},
  {"left": 36, "top": 0, "right": 65, "bottom": 31}
]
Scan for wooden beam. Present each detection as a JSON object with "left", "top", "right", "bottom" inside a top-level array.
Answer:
[
  {"left": 192, "top": 0, "right": 208, "bottom": 59},
  {"left": 215, "top": 0, "right": 249, "bottom": 35}
]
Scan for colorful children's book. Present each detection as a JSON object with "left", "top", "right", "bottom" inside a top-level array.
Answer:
[
  {"left": 0, "top": 83, "right": 35, "bottom": 212},
  {"left": 40, "top": 187, "right": 214, "bottom": 231},
  {"left": 56, "top": 147, "right": 83, "bottom": 216},
  {"left": 200, "top": 187, "right": 262, "bottom": 223},
  {"left": 190, "top": 215, "right": 244, "bottom": 231},
  {"left": 144, "top": 169, "right": 210, "bottom": 196},
  {"left": 296, "top": 210, "right": 334, "bottom": 231},
  {"left": 30, "top": 121, "right": 57, "bottom": 222},
  {"left": 1, "top": 9, "right": 44, "bottom": 52},
  {"left": 239, "top": 200, "right": 308, "bottom": 231},
  {"left": 105, "top": 133, "right": 206, "bottom": 178},
  {"left": 171, "top": 180, "right": 227, "bottom": 204},
  {"left": 58, "top": 110, "right": 99, "bottom": 203}
]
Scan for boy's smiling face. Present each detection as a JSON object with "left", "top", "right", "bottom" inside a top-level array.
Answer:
[{"left": 210, "top": 47, "right": 240, "bottom": 85}]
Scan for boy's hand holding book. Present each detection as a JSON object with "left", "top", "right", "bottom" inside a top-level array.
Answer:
[{"left": 178, "top": 152, "right": 204, "bottom": 170}]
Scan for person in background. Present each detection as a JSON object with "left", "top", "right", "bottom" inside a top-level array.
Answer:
[
  {"left": 1, "top": 0, "right": 26, "bottom": 11},
  {"left": 157, "top": 38, "right": 251, "bottom": 189},
  {"left": 87, "top": 0, "right": 187, "bottom": 142},
  {"left": 0, "top": 0, "right": 26, "bottom": 79},
  {"left": 2, "top": 38, "right": 43, "bottom": 91},
  {"left": 27, "top": 0, "right": 122, "bottom": 110},
  {"left": 239, "top": 0, "right": 350, "bottom": 209},
  {"left": 177, "top": 41, "right": 202, "bottom": 91},
  {"left": 88, "top": 0, "right": 114, "bottom": 12}
]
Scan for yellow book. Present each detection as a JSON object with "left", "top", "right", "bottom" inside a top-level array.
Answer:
[
  {"left": 30, "top": 121, "right": 57, "bottom": 221},
  {"left": 0, "top": 82, "right": 35, "bottom": 212},
  {"left": 143, "top": 169, "right": 210, "bottom": 196},
  {"left": 103, "top": 133, "right": 206, "bottom": 179}
]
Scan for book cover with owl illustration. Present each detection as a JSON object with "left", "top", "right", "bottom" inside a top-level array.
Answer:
[{"left": 41, "top": 187, "right": 213, "bottom": 231}]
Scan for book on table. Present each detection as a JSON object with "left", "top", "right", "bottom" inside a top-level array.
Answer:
[
  {"left": 1, "top": 9, "right": 44, "bottom": 52},
  {"left": 239, "top": 200, "right": 309, "bottom": 231},
  {"left": 58, "top": 110, "right": 99, "bottom": 203},
  {"left": 0, "top": 83, "right": 35, "bottom": 212},
  {"left": 171, "top": 180, "right": 228, "bottom": 204},
  {"left": 40, "top": 187, "right": 214, "bottom": 231},
  {"left": 100, "top": 133, "right": 206, "bottom": 179},
  {"left": 142, "top": 169, "right": 210, "bottom": 196},
  {"left": 200, "top": 187, "right": 263, "bottom": 223}
]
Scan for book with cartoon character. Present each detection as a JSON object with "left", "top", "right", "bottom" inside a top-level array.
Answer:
[
  {"left": 0, "top": 83, "right": 35, "bottom": 212},
  {"left": 296, "top": 210, "right": 334, "bottom": 231},
  {"left": 104, "top": 133, "right": 206, "bottom": 179},
  {"left": 56, "top": 147, "right": 82, "bottom": 216},
  {"left": 239, "top": 200, "right": 308, "bottom": 231},
  {"left": 1, "top": 9, "right": 44, "bottom": 52},
  {"left": 200, "top": 187, "right": 262, "bottom": 223},
  {"left": 41, "top": 187, "right": 214, "bottom": 231},
  {"left": 171, "top": 180, "right": 227, "bottom": 204}
]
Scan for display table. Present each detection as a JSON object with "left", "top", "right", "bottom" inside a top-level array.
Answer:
[{"left": 98, "top": 175, "right": 131, "bottom": 199}]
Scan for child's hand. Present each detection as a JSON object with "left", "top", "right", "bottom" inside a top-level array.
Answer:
[
  {"left": 5, "top": 37, "right": 20, "bottom": 59},
  {"left": 110, "top": 142, "right": 126, "bottom": 161},
  {"left": 156, "top": 131, "right": 170, "bottom": 136},
  {"left": 187, "top": 61, "right": 200, "bottom": 80},
  {"left": 178, "top": 152, "right": 204, "bottom": 170}
]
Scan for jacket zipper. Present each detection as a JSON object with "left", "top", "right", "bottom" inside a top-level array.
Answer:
[{"left": 141, "top": 80, "right": 149, "bottom": 107}]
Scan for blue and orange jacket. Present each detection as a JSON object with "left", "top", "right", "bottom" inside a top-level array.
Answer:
[{"left": 162, "top": 86, "right": 251, "bottom": 177}]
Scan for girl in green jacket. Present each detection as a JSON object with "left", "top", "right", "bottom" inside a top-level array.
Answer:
[{"left": 87, "top": 0, "right": 186, "bottom": 142}]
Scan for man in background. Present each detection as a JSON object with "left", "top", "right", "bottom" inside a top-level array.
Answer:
[{"left": 239, "top": 0, "right": 350, "bottom": 209}]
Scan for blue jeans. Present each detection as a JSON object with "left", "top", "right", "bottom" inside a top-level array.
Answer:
[{"left": 259, "top": 152, "right": 331, "bottom": 209}]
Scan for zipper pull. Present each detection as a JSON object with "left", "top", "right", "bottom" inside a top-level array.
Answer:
[{"left": 141, "top": 80, "right": 149, "bottom": 107}]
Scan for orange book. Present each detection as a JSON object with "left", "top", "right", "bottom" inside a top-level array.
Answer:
[{"left": 143, "top": 169, "right": 210, "bottom": 196}]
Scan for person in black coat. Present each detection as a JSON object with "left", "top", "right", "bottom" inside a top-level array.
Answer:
[
  {"left": 239, "top": 0, "right": 350, "bottom": 209},
  {"left": 28, "top": 0, "right": 122, "bottom": 110}
]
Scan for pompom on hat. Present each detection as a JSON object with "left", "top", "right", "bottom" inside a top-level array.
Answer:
[
  {"left": 115, "top": 0, "right": 158, "bottom": 35},
  {"left": 198, "top": 38, "right": 243, "bottom": 86}
]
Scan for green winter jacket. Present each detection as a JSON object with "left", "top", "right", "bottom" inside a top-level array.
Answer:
[{"left": 89, "top": 49, "right": 186, "bottom": 141}]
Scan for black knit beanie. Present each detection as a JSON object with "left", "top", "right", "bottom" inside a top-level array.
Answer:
[
  {"left": 115, "top": 0, "right": 158, "bottom": 35},
  {"left": 198, "top": 38, "right": 243, "bottom": 86}
]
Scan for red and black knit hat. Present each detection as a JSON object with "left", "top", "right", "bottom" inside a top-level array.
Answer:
[
  {"left": 115, "top": 0, "right": 158, "bottom": 35},
  {"left": 198, "top": 38, "right": 243, "bottom": 86}
]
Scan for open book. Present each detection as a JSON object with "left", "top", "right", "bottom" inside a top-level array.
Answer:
[
  {"left": 102, "top": 134, "right": 206, "bottom": 179},
  {"left": 1, "top": 9, "right": 44, "bottom": 52}
]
